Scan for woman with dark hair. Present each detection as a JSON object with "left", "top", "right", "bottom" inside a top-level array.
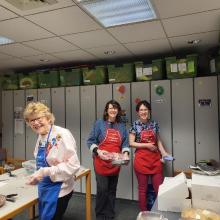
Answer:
[
  {"left": 129, "top": 100, "right": 172, "bottom": 212},
  {"left": 87, "top": 99, "right": 130, "bottom": 220}
]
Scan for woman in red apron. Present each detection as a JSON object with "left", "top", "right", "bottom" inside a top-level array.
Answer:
[
  {"left": 87, "top": 100, "right": 130, "bottom": 220},
  {"left": 129, "top": 100, "right": 170, "bottom": 211}
]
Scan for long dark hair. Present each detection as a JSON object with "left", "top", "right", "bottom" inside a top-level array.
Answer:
[{"left": 103, "top": 100, "right": 122, "bottom": 123}]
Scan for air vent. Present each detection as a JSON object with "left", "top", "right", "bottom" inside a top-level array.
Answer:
[{"left": 5, "top": 0, "right": 58, "bottom": 11}]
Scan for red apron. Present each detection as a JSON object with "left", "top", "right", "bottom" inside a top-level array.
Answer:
[
  {"left": 134, "top": 129, "right": 162, "bottom": 174},
  {"left": 94, "top": 126, "right": 122, "bottom": 176}
]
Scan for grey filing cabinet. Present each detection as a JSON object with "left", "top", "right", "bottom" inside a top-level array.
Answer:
[
  {"left": 80, "top": 85, "right": 96, "bottom": 194},
  {"left": 172, "top": 78, "right": 195, "bottom": 170},
  {"left": 37, "top": 88, "right": 51, "bottom": 109},
  {"left": 2, "top": 91, "right": 14, "bottom": 157},
  {"left": 113, "top": 83, "right": 132, "bottom": 200},
  {"left": 131, "top": 81, "right": 150, "bottom": 200},
  {"left": 151, "top": 80, "right": 172, "bottom": 176},
  {"left": 51, "top": 87, "right": 65, "bottom": 128},
  {"left": 194, "top": 76, "right": 219, "bottom": 162},
  {"left": 25, "top": 89, "right": 38, "bottom": 160},
  {"left": 13, "top": 90, "right": 25, "bottom": 159},
  {"left": 65, "top": 86, "right": 81, "bottom": 192},
  {"left": 96, "top": 84, "right": 112, "bottom": 119}
]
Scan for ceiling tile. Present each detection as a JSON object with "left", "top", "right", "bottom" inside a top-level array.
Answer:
[
  {"left": 0, "top": 5, "right": 18, "bottom": 21},
  {"left": 0, "top": 0, "right": 75, "bottom": 16},
  {"left": 86, "top": 45, "right": 134, "bottom": 60},
  {"left": 153, "top": 0, "right": 220, "bottom": 18},
  {"left": 23, "top": 37, "right": 79, "bottom": 53},
  {"left": 169, "top": 31, "right": 219, "bottom": 52},
  {"left": 0, "top": 52, "right": 14, "bottom": 60},
  {"left": 162, "top": 9, "right": 220, "bottom": 37},
  {"left": 53, "top": 50, "right": 98, "bottom": 62},
  {"left": 125, "top": 39, "right": 172, "bottom": 56},
  {"left": 0, "top": 43, "right": 42, "bottom": 57},
  {"left": 26, "top": 6, "right": 102, "bottom": 35},
  {"left": 22, "top": 54, "right": 63, "bottom": 65},
  {"left": 0, "top": 58, "right": 35, "bottom": 70},
  {"left": 108, "top": 21, "right": 166, "bottom": 43},
  {"left": 62, "top": 30, "right": 119, "bottom": 49},
  {"left": 0, "top": 17, "right": 54, "bottom": 42}
]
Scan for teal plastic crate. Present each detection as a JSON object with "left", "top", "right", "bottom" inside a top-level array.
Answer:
[
  {"left": 82, "top": 66, "right": 107, "bottom": 85},
  {"left": 166, "top": 54, "right": 198, "bottom": 79},
  {"left": 107, "top": 63, "right": 135, "bottom": 83},
  {"left": 18, "top": 72, "right": 38, "bottom": 89},
  {"left": 1, "top": 74, "right": 18, "bottom": 90},
  {"left": 60, "top": 68, "right": 82, "bottom": 86},
  {"left": 38, "top": 69, "right": 60, "bottom": 88}
]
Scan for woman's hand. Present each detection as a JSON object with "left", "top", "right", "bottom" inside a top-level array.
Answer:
[
  {"left": 147, "top": 143, "right": 158, "bottom": 152},
  {"left": 97, "top": 149, "right": 110, "bottom": 160},
  {"left": 26, "top": 169, "right": 44, "bottom": 185}
]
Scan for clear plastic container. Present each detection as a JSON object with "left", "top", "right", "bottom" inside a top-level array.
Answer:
[
  {"left": 136, "top": 211, "right": 168, "bottom": 220},
  {"left": 22, "top": 160, "right": 36, "bottom": 175}
]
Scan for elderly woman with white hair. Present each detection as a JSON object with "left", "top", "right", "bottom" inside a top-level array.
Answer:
[{"left": 23, "top": 102, "right": 80, "bottom": 220}]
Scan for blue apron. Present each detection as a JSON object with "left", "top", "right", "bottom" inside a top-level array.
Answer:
[{"left": 36, "top": 126, "right": 62, "bottom": 220}]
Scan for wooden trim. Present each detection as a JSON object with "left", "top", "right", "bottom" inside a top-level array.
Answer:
[{"left": 0, "top": 199, "right": 38, "bottom": 220}]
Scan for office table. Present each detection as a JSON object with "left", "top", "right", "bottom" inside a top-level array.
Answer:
[{"left": 0, "top": 167, "right": 91, "bottom": 220}]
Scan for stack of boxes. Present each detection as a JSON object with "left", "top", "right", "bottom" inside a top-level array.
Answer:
[{"left": 191, "top": 173, "right": 220, "bottom": 214}]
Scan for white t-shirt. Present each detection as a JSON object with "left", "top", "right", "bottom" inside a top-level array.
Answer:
[{"left": 34, "top": 125, "right": 80, "bottom": 197}]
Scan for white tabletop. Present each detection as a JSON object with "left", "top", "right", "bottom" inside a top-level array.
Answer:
[{"left": 0, "top": 168, "right": 37, "bottom": 219}]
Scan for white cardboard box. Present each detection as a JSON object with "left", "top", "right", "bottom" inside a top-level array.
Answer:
[
  {"left": 191, "top": 174, "right": 220, "bottom": 202},
  {"left": 192, "top": 199, "right": 220, "bottom": 214},
  {"left": 158, "top": 173, "right": 191, "bottom": 212}
]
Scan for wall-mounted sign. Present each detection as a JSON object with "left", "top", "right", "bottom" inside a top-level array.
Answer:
[{"left": 198, "top": 99, "right": 211, "bottom": 107}]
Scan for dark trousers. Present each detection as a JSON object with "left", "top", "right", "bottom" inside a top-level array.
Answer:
[
  {"left": 52, "top": 190, "right": 73, "bottom": 220},
  {"left": 95, "top": 172, "right": 119, "bottom": 220}
]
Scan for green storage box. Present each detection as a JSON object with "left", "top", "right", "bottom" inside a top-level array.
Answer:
[
  {"left": 1, "top": 74, "right": 18, "bottom": 90},
  {"left": 166, "top": 54, "right": 198, "bottom": 79},
  {"left": 82, "top": 66, "right": 107, "bottom": 85},
  {"left": 135, "top": 59, "right": 164, "bottom": 81},
  {"left": 60, "top": 68, "right": 82, "bottom": 86},
  {"left": 210, "top": 56, "right": 220, "bottom": 73},
  {"left": 107, "top": 63, "right": 135, "bottom": 83},
  {"left": 38, "top": 69, "right": 60, "bottom": 88},
  {"left": 18, "top": 72, "right": 38, "bottom": 89}
]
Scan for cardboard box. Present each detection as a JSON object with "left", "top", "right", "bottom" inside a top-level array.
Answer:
[
  {"left": 192, "top": 199, "right": 220, "bottom": 214},
  {"left": 82, "top": 66, "right": 107, "bottom": 85},
  {"left": 135, "top": 59, "right": 164, "bottom": 81},
  {"left": 158, "top": 173, "right": 191, "bottom": 212},
  {"left": 107, "top": 63, "right": 134, "bottom": 83},
  {"left": 191, "top": 174, "right": 220, "bottom": 202},
  {"left": 166, "top": 54, "right": 198, "bottom": 79}
]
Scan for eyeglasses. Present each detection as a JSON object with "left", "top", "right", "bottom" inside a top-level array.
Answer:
[
  {"left": 139, "top": 109, "right": 149, "bottom": 112},
  {"left": 29, "top": 116, "right": 45, "bottom": 124},
  {"left": 108, "top": 107, "right": 118, "bottom": 110}
]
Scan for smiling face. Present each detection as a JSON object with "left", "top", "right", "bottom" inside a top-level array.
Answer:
[
  {"left": 138, "top": 104, "right": 150, "bottom": 122},
  {"left": 28, "top": 114, "right": 51, "bottom": 135},
  {"left": 107, "top": 104, "right": 119, "bottom": 122}
]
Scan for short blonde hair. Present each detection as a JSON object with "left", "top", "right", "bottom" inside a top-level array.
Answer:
[{"left": 23, "top": 102, "right": 55, "bottom": 125}]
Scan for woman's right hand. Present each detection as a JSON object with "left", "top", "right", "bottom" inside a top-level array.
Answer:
[
  {"left": 147, "top": 143, "right": 158, "bottom": 152},
  {"left": 97, "top": 149, "right": 110, "bottom": 160}
]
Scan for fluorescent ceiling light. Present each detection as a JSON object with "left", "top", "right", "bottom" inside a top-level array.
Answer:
[
  {"left": 78, "top": 0, "right": 157, "bottom": 27},
  {"left": 0, "top": 36, "right": 14, "bottom": 45}
]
